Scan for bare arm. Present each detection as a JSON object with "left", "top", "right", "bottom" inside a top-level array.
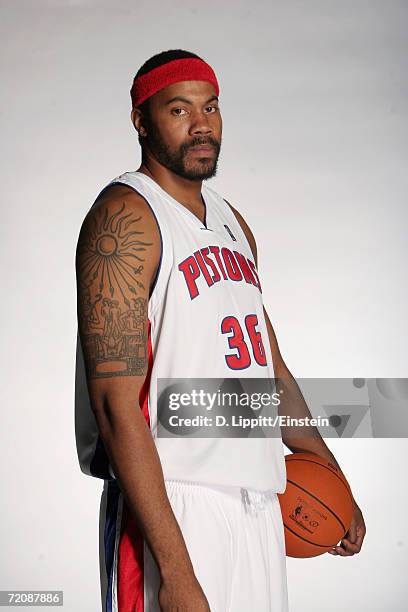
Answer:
[
  {"left": 228, "top": 202, "right": 350, "bottom": 464},
  {"left": 226, "top": 202, "right": 335, "bottom": 439},
  {"left": 76, "top": 186, "right": 210, "bottom": 608},
  {"left": 226, "top": 199, "right": 359, "bottom": 496},
  {"left": 226, "top": 198, "right": 366, "bottom": 555}
]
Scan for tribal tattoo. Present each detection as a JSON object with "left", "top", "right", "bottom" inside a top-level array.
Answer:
[{"left": 76, "top": 201, "right": 153, "bottom": 378}]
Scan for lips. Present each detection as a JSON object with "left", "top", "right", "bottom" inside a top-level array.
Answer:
[{"left": 189, "top": 144, "right": 215, "bottom": 153}]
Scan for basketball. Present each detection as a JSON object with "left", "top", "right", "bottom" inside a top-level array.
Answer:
[{"left": 277, "top": 452, "right": 354, "bottom": 558}]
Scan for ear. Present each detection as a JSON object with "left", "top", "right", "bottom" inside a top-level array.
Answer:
[{"left": 130, "top": 108, "right": 147, "bottom": 137}]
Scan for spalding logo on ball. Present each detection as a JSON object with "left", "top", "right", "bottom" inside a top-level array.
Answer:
[{"left": 277, "top": 452, "right": 354, "bottom": 558}]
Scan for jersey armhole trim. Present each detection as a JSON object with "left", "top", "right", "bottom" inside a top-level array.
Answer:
[
  {"left": 222, "top": 197, "right": 256, "bottom": 262},
  {"left": 106, "top": 180, "right": 163, "bottom": 302}
]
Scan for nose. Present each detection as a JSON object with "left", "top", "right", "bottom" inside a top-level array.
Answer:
[{"left": 189, "top": 110, "right": 213, "bottom": 135}]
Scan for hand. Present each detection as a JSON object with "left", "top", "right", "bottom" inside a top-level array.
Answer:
[
  {"left": 328, "top": 500, "right": 366, "bottom": 556},
  {"left": 159, "top": 572, "right": 211, "bottom": 611}
]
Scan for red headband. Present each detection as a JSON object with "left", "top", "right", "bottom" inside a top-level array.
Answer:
[{"left": 130, "top": 57, "right": 219, "bottom": 109}]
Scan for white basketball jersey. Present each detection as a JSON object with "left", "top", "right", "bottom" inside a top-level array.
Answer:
[{"left": 75, "top": 170, "right": 287, "bottom": 492}]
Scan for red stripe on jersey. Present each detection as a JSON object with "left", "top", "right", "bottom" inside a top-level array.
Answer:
[
  {"left": 139, "top": 318, "right": 153, "bottom": 427},
  {"left": 117, "top": 319, "right": 153, "bottom": 610},
  {"left": 117, "top": 502, "right": 145, "bottom": 611}
]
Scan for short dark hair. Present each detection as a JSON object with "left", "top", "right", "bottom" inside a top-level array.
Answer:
[{"left": 133, "top": 49, "right": 203, "bottom": 147}]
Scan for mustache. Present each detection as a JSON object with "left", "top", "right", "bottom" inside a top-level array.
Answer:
[{"left": 184, "top": 137, "right": 220, "bottom": 151}]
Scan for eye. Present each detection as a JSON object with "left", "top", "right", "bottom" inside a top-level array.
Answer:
[
  {"left": 171, "top": 107, "right": 187, "bottom": 116},
  {"left": 205, "top": 106, "right": 219, "bottom": 113}
]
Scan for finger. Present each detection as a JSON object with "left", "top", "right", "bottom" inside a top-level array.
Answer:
[
  {"left": 334, "top": 543, "right": 355, "bottom": 556},
  {"left": 340, "top": 538, "right": 360, "bottom": 554},
  {"left": 346, "top": 521, "right": 358, "bottom": 544},
  {"left": 353, "top": 531, "right": 365, "bottom": 550}
]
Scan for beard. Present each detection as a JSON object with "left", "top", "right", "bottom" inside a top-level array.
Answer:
[{"left": 143, "top": 121, "right": 221, "bottom": 181}]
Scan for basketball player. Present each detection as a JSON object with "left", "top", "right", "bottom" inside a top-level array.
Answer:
[{"left": 75, "top": 49, "right": 366, "bottom": 611}]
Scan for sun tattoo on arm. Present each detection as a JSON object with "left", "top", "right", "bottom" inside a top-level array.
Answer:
[{"left": 76, "top": 201, "right": 153, "bottom": 378}]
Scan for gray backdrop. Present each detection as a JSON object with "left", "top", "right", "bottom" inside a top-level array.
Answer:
[{"left": 1, "top": 0, "right": 407, "bottom": 610}]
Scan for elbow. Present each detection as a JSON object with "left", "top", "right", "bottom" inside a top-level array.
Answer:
[{"left": 89, "top": 393, "right": 116, "bottom": 433}]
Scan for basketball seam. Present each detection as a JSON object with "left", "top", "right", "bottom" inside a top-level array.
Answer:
[
  {"left": 283, "top": 522, "right": 337, "bottom": 549},
  {"left": 286, "top": 478, "right": 347, "bottom": 534},
  {"left": 287, "top": 457, "right": 352, "bottom": 495}
]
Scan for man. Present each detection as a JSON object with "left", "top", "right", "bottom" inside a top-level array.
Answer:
[{"left": 75, "top": 49, "right": 366, "bottom": 611}]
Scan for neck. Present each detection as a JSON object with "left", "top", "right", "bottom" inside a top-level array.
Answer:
[{"left": 136, "top": 151, "right": 203, "bottom": 208}]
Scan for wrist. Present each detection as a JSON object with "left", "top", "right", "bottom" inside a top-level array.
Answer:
[{"left": 159, "top": 557, "right": 196, "bottom": 583}]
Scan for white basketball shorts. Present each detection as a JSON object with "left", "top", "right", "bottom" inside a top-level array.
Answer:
[{"left": 101, "top": 479, "right": 289, "bottom": 611}]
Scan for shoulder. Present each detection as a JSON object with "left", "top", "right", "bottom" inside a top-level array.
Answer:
[
  {"left": 76, "top": 182, "right": 161, "bottom": 284},
  {"left": 222, "top": 197, "right": 258, "bottom": 264},
  {"left": 88, "top": 183, "right": 159, "bottom": 232},
  {"left": 79, "top": 183, "right": 161, "bottom": 250}
]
